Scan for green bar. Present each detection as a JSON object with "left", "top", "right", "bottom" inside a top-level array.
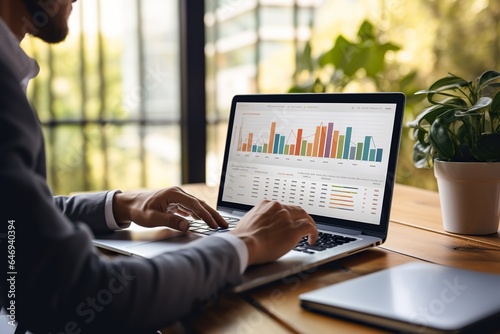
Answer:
[
  {"left": 337, "top": 135, "right": 345, "bottom": 158},
  {"left": 263, "top": 143, "right": 268, "bottom": 153},
  {"left": 284, "top": 145, "right": 289, "bottom": 155},
  {"left": 356, "top": 143, "right": 363, "bottom": 160},
  {"left": 300, "top": 140, "right": 307, "bottom": 156}
]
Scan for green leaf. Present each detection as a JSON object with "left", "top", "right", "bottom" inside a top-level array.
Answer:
[
  {"left": 357, "top": 20, "right": 376, "bottom": 41},
  {"left": 407, "top": 104, "right": 451, "bottom": 129},
  {"left": 455, "top": 124, "right": 471, "bottom": 146},
  {"left": 477, "top": 70, "right": 500, "bottom": 92},
  {"left": 364, "top": 42, "right": 400, "bottom": 77},
  {"left": 471, "top": 133, "right": 500, "bottom": 161},
  {"left": 412, "top": 142, "right": 432, "bottom": 168},
  {"left": 490, "top": 91, "right": 500, "bottom": 115},
  {"left": 295, "top": 41, "right": 313, "bottom": 75},
  {"left": 428, "top": 74, "right": 469, "bottom": 92},
  {"left": 416, "top": 127, "right": 428, "bottom": 145},
  {"left": 424, "top": 74, "right": 470, "bottom": 104},
  {"left": 319, "top": 35, "right": 349, "bottom": 67},
  {"left": 429, "top": 111, "right": 457, "bottom": 160},
  {"left": 320, "top": 35, "right": 367, "bottom": 77},
  {"left": 432, "top": 97, "right": 469, "bottom": 109},
  {"left": 455, "top": 96, "right": 492, "bottom": 117}
]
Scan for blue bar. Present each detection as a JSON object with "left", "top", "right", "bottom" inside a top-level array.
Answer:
[
  {"left": 343, "top": 127, "right": 352, "bottom": 159},
  {"left": 279, "top": 135, "right": 285, "bottom": 154},
  {"left": 362, "top": 136, "right": 371, "bottom": 161},
  {"left": 273, "top": 134, "right": 280, "bottom": 154},
  {"left": 376, "top": 148, "right": 383, "bottom": 162},
  {"left": 252, "top": 145, "right": 257, "bottom": 152},
  {"left": 257, "top": 146, "right": 262, "bottom": 153}
]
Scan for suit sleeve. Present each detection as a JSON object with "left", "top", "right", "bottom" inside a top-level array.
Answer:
[
  {"left": 0, "top": 60, "right": 242, "bottom": 333},
  {"left": 53, "top": 193, "right": 113, "bottom": 233}
]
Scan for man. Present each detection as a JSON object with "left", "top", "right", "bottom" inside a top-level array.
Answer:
[{"left": 0, "top": 0, "right": 318, "bottom": 333}]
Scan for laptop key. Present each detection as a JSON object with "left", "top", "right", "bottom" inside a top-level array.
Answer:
[{"left": 189, "top": 216, "right": 239, "bottom": 234}]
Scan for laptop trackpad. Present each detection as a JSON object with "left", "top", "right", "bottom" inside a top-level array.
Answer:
[
  {"left": 126, "top": 233, "right": 202, "bottom": 258},
  {"left": 93, "top": 226, "right": 203, "bottom": 258}
]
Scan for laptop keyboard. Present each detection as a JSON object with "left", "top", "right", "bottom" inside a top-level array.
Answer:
[
  {"left": 188, "top": 218, "right": 357, "bottom": 254},
  {"left": 294, "top": 232, "right": 357, "bottom": 254}
]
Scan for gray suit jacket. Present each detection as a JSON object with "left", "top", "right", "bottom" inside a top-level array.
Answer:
[{"left": 0, "top": 58, "right": 241, "bottom": 333}]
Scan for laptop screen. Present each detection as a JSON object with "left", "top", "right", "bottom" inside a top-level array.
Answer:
[{"left": 218, "top": 93, "right": 405, "bottom": 236}]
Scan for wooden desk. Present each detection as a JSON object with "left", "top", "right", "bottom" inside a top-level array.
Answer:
[{"left": 162, "top": 183, "right": 500, "bottom": 334}]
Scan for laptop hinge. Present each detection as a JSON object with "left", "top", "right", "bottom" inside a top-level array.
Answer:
[{"left": 316, "top": 223, "right": 362, "bottom": 236}]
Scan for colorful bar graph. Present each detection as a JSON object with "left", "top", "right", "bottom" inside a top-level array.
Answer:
[{"left": 236, "top": 121, "right": 384, "bottom": 163}]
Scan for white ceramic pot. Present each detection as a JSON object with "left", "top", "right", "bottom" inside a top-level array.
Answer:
[{"left": 434, "top": 160, "right": 500, "bottom": 235}]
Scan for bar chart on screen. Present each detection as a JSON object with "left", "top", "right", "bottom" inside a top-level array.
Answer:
[
  {"left": 231, "top": 109, "right": 391, "bottom": 167},
  {"left": 223, "top": 103, "right": 396, "bottom": 223}
]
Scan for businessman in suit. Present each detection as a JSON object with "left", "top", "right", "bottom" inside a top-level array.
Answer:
[{"left": 0, "top": 0, "right": 318, "bottom": 333}]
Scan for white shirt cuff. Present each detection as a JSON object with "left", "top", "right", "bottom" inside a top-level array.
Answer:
[
  {"left": 105, "top": 190, "right": 131, "bottom": 230},
  {"left": 211, "top": 233, "right": 248, "bottom": 274}
]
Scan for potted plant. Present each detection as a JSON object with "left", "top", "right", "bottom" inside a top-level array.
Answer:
[{"left": 408, "top": 70, "right": 500, "bottom": 235}]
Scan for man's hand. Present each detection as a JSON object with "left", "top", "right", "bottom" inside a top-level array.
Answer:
[
  {"left": 230, "top": 200, "right": 318, "bottom": 266},
  {"left": 112, "top": 187, "right": 228, "bottom": 231}
]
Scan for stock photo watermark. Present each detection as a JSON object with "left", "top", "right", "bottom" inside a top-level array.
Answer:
[
  {"left": 5, "top": 220, "right": 17, "bottom": 327},
  {"left": 47, "top": 267, "right": 136, "bottom": 334}
]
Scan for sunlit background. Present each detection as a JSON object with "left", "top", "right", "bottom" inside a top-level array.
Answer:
[{"left": 22, "top": 0, "right": 500, "bottom": 195}]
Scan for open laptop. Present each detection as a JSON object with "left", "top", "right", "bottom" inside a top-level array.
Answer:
[
  {"left": 300, "top": 262, "right": 500, "bottom": 333},
  {"left": 93, "top": 92, "right": 406, "bottom": 292}
]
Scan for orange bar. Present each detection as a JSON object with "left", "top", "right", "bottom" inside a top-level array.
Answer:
[
  {"left": 318, "top": 126, "right": 327, "bottom": 157},
  {"left": 312, "top": 126, "right": 320, "bottom": 157},
  {"left": 295, "top": 129, "right": 303, "bottom": 155},
  {"left": 237, "top": 126, "right": 243, "bottom": 151},
  {"left": 268, "top": 122, "right": 276, "bottom": 153},
  {"left": 290, "top": 144, "right": 295, "bottom": 155},
  {"left": 242, "top": 143, "right": 247, "bottom": 151},
  {"left": 306, "top": 143, "right": 313, "bottom": 156},
  {"left": 247, "top": 133, "right": 253, "bottom": 152},
  {"left": 330, "top": 130, "right": 339, "bottom": 158}
]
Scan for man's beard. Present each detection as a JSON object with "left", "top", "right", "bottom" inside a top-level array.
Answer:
[{"left": 21, "top": 0, "right": 71, "bottom": 44}]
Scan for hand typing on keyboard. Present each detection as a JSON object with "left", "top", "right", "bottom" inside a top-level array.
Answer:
[
  {"left": 112, "top": 186, "right": 229, "bottom": 232},
  {"left": 229, "top": 200, "right": 318, "bottom": 266}
]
